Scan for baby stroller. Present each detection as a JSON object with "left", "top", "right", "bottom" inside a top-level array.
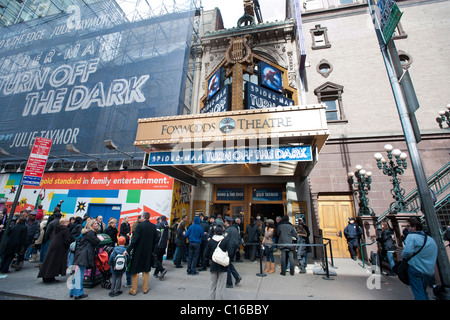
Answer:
[{"left": 95, "top": 246, "right": 113, "bottom": 290}]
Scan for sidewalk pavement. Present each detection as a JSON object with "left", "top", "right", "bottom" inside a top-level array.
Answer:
[{"left": 0, "top": 256, "right": 416, "bottom": 301}]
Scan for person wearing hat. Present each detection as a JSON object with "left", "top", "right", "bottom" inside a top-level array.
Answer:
[
  {"left": 24, "top": 209, "right": 40, "bottom": 262},
  {"left": 344, "top": 217, "right": 363, "bottom": 260},
  {"left": 108, "top": 236, "right": 128, "bottom": 297}
]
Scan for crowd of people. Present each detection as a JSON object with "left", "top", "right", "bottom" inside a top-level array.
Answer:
[{"left": 0, "top": 203, "right": 443, "bottom": 300}]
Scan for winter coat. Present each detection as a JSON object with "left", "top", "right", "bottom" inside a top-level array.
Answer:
[
  {"left": 38, "top": 224, "right": 73, "bottom": 279},
  {"left": 245, "top": 222, "right": 259, "bottom": 243},
  {"left": 344, "top": 223, "right": 362, "bottom": 241},
  {"left": 402, "top": 231, "right": 438, "bottom": 277},
  {"left": 25, "top": 219, "right": 40, "bottom": 245},
  {"left": 184, "top": 217, "right": 205, "bottom": 244},
  {"left": 224, "top": 225, "right": 240, "bottom": 254},
  {"left": 377, "top": 229, "right": 396, "bottom": 253},
  {"left": 72, "top": 230, "right": 101, "bottom": 268},
  {"left": 108, "top": 245, "right": 128, "bottom": 274},
  {"left": 276, "top": 221, "right": 297, "bottom": 250},
  {"left": 126, "top": 220, "right": 158, "bottom": 274},
  {"left": 175, "top": 226, "right": 186, "bottom": 247},
  {"left": 44, "top": 214, "right": 61, "bottom": 242},
  {"left": 155, "top": 220, "right": 169, "bottom": 249},
  {"left": 119, "top": 222, "right": 131, "bottom": 245},
  {"left": 204, "top": 235, "right": 229, "bottom": 273},
  {"left": 3, "top": 221, "right": 27, "bottom": 256},
  {"left": 104, "top": 226, "right": 118, "bottom": 246}
]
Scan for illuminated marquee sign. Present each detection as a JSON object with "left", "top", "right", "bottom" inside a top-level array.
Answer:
[
  {"left": 246, "top": 82, "right": 294, "bottom": 110},
  {"left": 146, "top": 146, "right": 312, "bottom": 166},
  {"left": 201, "top": 84, "right": 230, "bottom": 114}
]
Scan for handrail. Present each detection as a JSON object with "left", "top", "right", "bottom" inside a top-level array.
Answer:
[
  {"left": 377, "top": 161, "right": 450, "bottom": 223},
  {"left": 360, "top": 240, "right": 377, "bottom": 269}
]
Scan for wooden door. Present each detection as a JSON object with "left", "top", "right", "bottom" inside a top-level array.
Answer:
[{"left": 318, "top": 195, "right": 355, "bottom": 258}]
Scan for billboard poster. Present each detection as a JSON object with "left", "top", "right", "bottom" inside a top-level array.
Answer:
[
  {"left": 259, "top": 61, "right": 283, "bottom": 93},
  {"left": 0, "top": 1, "right": 194, "bottom": 160},
  {"left": 201, "top": 84, "right": 230, "bottom": 114},
  {"left": 170, "top": 180, "right": 191, "bottom": 224},
  {"left": 207, "top": 68, "right": 222, "bottom": 100},
  {"left": 246, "top": 82, "right": 294, "bottom": 109},
  {"left": 0, "top": 170, "right": 173, "bottom": 224}
]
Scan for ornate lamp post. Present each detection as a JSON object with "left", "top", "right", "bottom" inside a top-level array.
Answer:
[
  {"left": 436, "top": 104, "right": 450, "bottom": 129},
  {"left": 373, "top": 144, "right": 409, "bottom": 213},
  {"left": 348, "top": 165, "right": 374, "bottom": 216}
]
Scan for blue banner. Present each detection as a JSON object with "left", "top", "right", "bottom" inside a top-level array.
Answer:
[
  {"left": 252, "top": 187, "right": 283, "bottom": 201},
  {"left": 216, "top": 188, "right": 245, "bottom": 201},
  {"left": 146, "top": 146, "right": 312, "bottom": 166}
]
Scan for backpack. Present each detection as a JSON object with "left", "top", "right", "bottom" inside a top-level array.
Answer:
[{"left": 113, "top": 253, "right": 127, "bottom": 271}]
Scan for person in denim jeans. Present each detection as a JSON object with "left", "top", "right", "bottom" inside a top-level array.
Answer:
[
  {"left": 69, "top": 219, "right": 100, "bottom": 299},
  {"left": 184, "top": 217, "right": 205, "bottom": 275},
  {"left": 377, "top": 221, "right": 396, "bottom": 276},
  {"left": 402, "top": 217, "right": 438, "bottom": 300},
  {"left": 262, "top": 219, "right": 275, "bottom": 274}
]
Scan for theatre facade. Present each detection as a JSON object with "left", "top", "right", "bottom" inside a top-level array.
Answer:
[{"left": 134, "top": 7, "right": 330, "bottom": 233}]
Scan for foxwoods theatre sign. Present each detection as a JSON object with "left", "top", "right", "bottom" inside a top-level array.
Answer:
[{"left": 146, "top": 146, "right": 312, "bottom": 166}]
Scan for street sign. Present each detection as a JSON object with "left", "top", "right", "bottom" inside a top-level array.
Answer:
[
  {"left": 375, "top": 0, "right": 403, "bottom": 43},
  {"left": 22, "top": 137, "right": 53, "bottom": 186}
]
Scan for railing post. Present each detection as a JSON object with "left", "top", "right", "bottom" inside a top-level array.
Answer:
[{"left": 256, "top": 243, "right": 267, "bottom": 277}]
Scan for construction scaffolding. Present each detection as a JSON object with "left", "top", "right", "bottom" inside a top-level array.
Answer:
[{"left": 0, "top": 0, "right": 202, "bottom": 165}]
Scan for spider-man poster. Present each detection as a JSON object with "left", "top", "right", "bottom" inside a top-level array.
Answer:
[
  {"left": 260, "top": 62, "right": 283, "bottom": 93},
  {"left": 207, "top": 68, "right": 222, "bottom": 100}
]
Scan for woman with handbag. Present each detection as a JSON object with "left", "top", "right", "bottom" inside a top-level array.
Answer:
[
  {"left": 400, "top": 217, "right": 438, "bottom": 300},
  {"left": 204, "top": 224, "right": 229, "bottom": 300}
]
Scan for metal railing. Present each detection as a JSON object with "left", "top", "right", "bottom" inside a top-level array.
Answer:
[
  {"left": 377, "top": 162, "right": 450, "bottom": 224},
  {"left": 245, "top": 240, "right": 335, "bottom": 280}
]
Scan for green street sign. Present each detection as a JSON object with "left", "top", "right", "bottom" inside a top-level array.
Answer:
[{"left": 382, "top": 3, "right": 403, "bottom": 43}]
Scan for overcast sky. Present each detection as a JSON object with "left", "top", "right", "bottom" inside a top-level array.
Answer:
[{"left": 202, "top": 0, "right": 287, "bottom": 28}]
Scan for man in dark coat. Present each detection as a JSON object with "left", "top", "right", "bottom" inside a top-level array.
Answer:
[
  {"left": 126, "top": 211, "right": 158, "bottom": 295},
  {"left": 38, "top": 218, "right": 74, "bottom": 282},
  {"left": 245, "top": 218, "right": 259, "bottom": 262},
  {"left": 276, "top": 215, "right": 297, "bottom": 276},
  {"left": 344, "top": 217, "right": 363, "bottom": 260},
  {"left": 0, "top": 213, "right": 27, "bottom": 273}
]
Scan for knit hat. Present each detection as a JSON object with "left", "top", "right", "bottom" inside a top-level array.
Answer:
[{"left": 118, "top": 236, "right": 126, "bottom": 246}]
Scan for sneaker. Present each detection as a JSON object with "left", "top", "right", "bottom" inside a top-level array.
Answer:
[
  {"left": 235, "top": 276, "right": 242, "bottom": 286},
  {"left": 75, "top": 294, "right": 88, "bottom": 300}
]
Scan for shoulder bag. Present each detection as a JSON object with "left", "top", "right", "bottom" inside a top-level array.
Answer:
[
  {"left": 393, "top": 234, "right": 427, "bottom": 285},
  {"left": 212, "top": 239, "right": 229, "bottom": 267}
]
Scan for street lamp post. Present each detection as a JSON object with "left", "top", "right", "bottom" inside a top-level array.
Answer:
[
  {"left": 436, "top": 104, "right": 450, "bottom": 129},
  {"left": 373, "top": 144, "right": 409, "bottom": 213},
  {"left": 348, "top": 165, "right": 374, "bottom": 216}
]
